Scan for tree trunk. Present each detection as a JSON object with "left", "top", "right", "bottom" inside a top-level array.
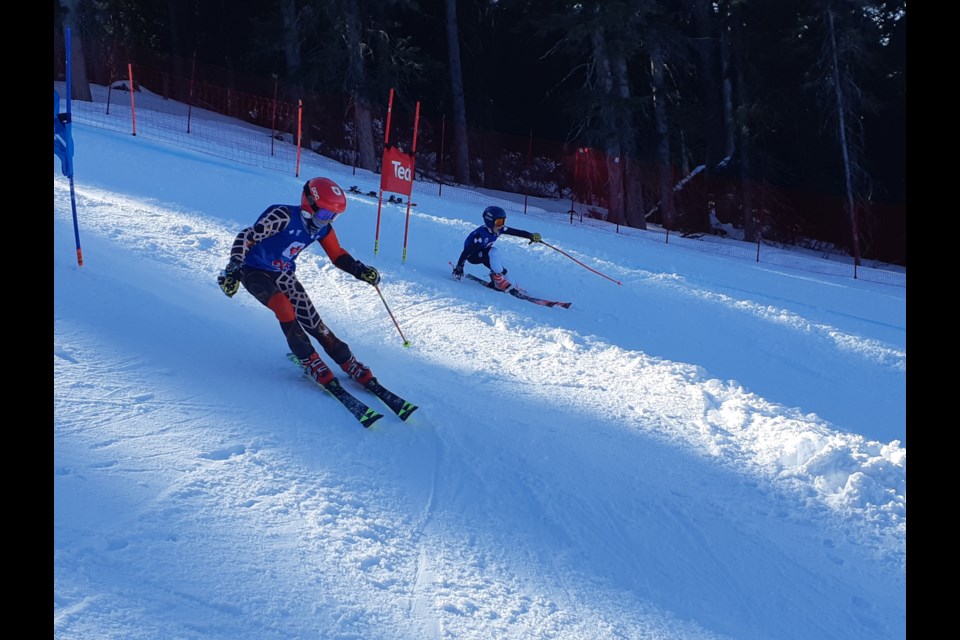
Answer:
[
  {"left": 604, "top": 53, "right": 635, "bottom": 226},
  {"left": 445, "top": 0, "right": 471, "bottom": 185},
  {"left": 730, "top": 3, "right": 757, "bottom": 242},
  {"left": 715, "top": 6, "right": 750, "bottom": 236},
  {"left": 719, "top": 23, "right": 736, "bottom": 162},
  {"left": 278, "top": 0, "right": 308, "bottom": 146},
  {"left": 341, "top": 2, "right": 377, "bottom": 172},
  {"left": 692, "top": 0, "right": 723, "bottom": 230},
  {"left": 588, "top": 23, "right": 622, "bottom": 223},
  {"left": 622, "top": 155, "right": 647, "bottom": 229},
  {"left": 649, "top": 40, "right": 673, "bottom": 229},
  {"left": 825, "top": 5, "right": 861, "bottom": 265},
  {"left": 165, "top": 0, "right": 187, "bottom": 99},
  {"left": 587, "top": 19, "right": 642, "bottom": 227}
]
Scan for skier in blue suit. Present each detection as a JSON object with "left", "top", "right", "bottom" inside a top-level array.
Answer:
[{"left": 452, "top": 206, "right": 542, "bottom": 292}]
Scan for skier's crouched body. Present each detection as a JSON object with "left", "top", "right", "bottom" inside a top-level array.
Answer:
[{"left": 451, "top": 205, "right": 541, "bottom": 291}]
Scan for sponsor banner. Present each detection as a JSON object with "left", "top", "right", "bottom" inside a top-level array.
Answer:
[{"left": 380, "top": 146, "right": 415, "bottom": 196}]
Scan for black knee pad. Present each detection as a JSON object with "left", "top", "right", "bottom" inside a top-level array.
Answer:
[{"left": 280, "top": 320, "right": 313, "bottom": 360}]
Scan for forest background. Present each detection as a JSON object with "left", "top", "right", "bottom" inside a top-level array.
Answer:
[{"left": 53, "top": 0, "right": 906, "bottom": 267}]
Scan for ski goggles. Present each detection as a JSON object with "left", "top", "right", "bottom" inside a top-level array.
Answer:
[
  {"left": 302, "top": 185, "right": 342, "bottom": 224},
  {"left": 493, "top": 217, "right": 506, "bottom": 227},
  {"left": 302, "top": 207, "right": 340, "bottom": 224}
]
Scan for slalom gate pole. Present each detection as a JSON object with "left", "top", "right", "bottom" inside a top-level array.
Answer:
[
  {"left": 401, "top": 99, "right": 421, "bottom": 264},
  {"left": 539, "top": 241, "right": 621, "bottom": 285},
  {"left": 373, "top": 284, "right": 411, "bottom": 347},
  {"left": 374, "top": 192, "right": 384, "bottom": 256},
  {"left": 127, "top": 63, "right": 137, "bottom": 136},
  {"left": 63, "top": 27, "right": 84, "bottom": 266},
  {"left": 69, "top": 174, "right": 83, "bottom": 267},
  {"left": 374, "top": 89, "right": 395, "bottom": 255}
]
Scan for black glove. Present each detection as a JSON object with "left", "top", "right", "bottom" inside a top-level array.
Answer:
[
  {"left": 229, "top": 260, "right": 245, "bottom": 276},
  {"left": 217, "top": 261, "right": 243, "bottom": 297},
  {"left": 218, "top": 272, "right": 239, "bottom": 297},
  {"left": 452, "top": 264, "right": 463, "bottom": 281},
  {"left": 357, "top": 263, "right": 381, "bottom": 286},
  {"left": 529, "top": 232, "right": 542, "bottom": 244}
]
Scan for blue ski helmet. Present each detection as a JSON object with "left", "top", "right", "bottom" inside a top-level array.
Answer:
[{"left": 482, "top": 206, "right": 507, "bottom": 230}]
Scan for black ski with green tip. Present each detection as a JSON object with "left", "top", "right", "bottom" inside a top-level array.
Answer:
[
  {"left": 365, "top": 379, "right": 419, "bottom": 421},
  {"left": 287, "top": 353, "right": 383, "bottom": 428},
  {"left": 462, "top": 273, "right": 572, "bottom": 309},
  {"left": 287, "top": 353, "right": 417, "bottom": 423}
]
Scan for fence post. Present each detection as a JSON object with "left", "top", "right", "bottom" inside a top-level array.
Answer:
[
  {"left": 295, "top": 99, "right": 302, "bottom": 176},
  {"left": 523, "top": 128, "right": 532, "bottom": 215},
  {"left": 270, "top": 75, "right": 278, "bottom": 155},
  {"left": 127, "top": 63, "right": 137, "bottom": 136},
  {"left": 756, "top": 181, "right": 764, "bottom": 262},
  {"left": 438, "top": 114, "right": 445, "bottom": 197}
]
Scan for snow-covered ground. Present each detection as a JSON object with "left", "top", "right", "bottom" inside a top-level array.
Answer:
[{"left": 54, "top": 94, "right": 906, "bottom": 639}]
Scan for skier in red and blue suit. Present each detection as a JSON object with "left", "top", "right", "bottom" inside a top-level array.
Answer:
[{"left": 217, "top": 177, "right": 382, "bottom": 387}]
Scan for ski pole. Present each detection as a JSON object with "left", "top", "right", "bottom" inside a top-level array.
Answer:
[
  {"left": 539, "top": 241, "right": 621, "bottom": 285},
  {"left": 373, "top": 284, "right": 412, "bottom": 347}
]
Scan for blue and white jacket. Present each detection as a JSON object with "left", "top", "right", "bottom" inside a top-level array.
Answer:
[
  {"left": 229, "top": 204, "right": 359, "bottom": 275},
  {"left": 455, "top": 224, "right": 534, "bottom": 269}
]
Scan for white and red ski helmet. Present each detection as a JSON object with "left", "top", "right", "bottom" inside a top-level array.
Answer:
[{"left": 301, "top": 177, "right": 347, "bottom": 227}]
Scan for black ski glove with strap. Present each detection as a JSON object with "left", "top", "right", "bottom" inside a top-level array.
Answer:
[
  {"left": 217, "top": 260, "right": 243, "bottom": 297},
  {"left": 358, "top": 263, "right": 380, "bottom": 285},
  {"left": 336, "top": 254, "right": 380, "bottom": 286}
]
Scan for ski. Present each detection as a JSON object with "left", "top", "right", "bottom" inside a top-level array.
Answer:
[
  {"left": 462, "top": 272, "right": 572, "bottom": 309},
  {"left": 365, "top": 378, "right": 419, "bottom": 421},
  {"left": 287, "top": 353, "right": 383, "bottom": 428}
]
